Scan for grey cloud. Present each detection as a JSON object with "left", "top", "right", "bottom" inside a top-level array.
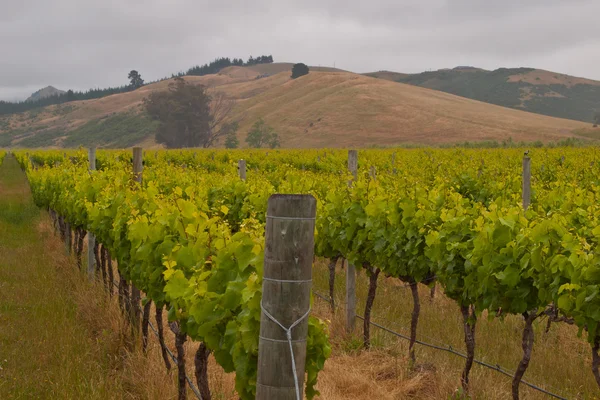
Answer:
[{"left": 2, "top": 0, "right": 599, "bottom": 101}]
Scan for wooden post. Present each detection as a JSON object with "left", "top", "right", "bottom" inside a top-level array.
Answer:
[
  {"left": 256, "top": 195, "right": 316, "bottom": 400},
  {"left": 87, "top": 147, "right": 96, "bottom": 281},
  {"left": 346, "top": 150, "right": 357, "bottom": 334},
  {"left": 133, "top": 147, "right": 143, "bottom": 183},
  {"left": 522, "top": 155, "right": 531, "bottom": 211},
  {"left": 238, "top": 159, "right": 246, "bottom": 180},
  {"left": 369, "top": 166, "right": 376, "bottom": 180},
  {"left": 348, "top": 150, "right": 358, "bottom": 181},
  {"left": 131, "top": 147, "right": 143, "bottom": 328}
]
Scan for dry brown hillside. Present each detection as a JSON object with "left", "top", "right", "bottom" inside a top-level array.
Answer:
[{"left": 0, "top": 63, "right": 593, "bottom": 148}]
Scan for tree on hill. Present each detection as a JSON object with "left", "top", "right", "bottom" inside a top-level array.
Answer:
[
  {"left": 291, "top": 63, "right": 309, "bottom": 79},
  {"left": 594, "top": 112, "right": 600, "bottom": 127},
  {"left": 186, "top": 55, "right": 274, "bottom": 76},
  {"left": 224, "top": 123, "right": 240, "bottom": 148},
  {"left": 128, "top": 70, "right": 144, "bottom": 89},
  {"left": 245, "top": 118, "right": 280, "bottom": 148},
  {"left": 246, "top": 55, "right": 273, "bottom": 66},
  {"left": 143, "top": 77, "right": 237, "bottom": 148}
]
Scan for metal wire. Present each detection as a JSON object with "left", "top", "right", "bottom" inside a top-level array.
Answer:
[
  {"left": 260, "top": 300, "right": 311, "bottom": 400},
  {"left": 100, "top": 259, "right": 568, "bottom": 400},
  {"left": 146, "top": 317, "right": 204, "bottom": 400},
  {"left": 312, "top": 290, "right": 568, "bottom": 400}
]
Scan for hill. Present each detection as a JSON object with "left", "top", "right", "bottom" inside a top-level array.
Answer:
[
  {"left": 0, "top": 63, "right": 595, "bottom": 148},
  {"left": 363, "top": 71, "right": 410, "bottom": 81},
  {"left": 367, "top": 67, "right": 600, "bottom": 124},
  {"left": 26, "top": 86, "right": 66, "bottom": 102}
]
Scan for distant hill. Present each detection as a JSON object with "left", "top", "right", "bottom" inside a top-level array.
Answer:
[
  {"left": 366, "top": 67, "right": 600, "bottom": 123},
  {"left": 26, "top": 86, "right": 66, "bottom": 103},
  {"left": 1, "top": 63, "right": 595, "bottom": 149},
  {"left": 363, "top": 71, "right": 409, "bottom": 82}
]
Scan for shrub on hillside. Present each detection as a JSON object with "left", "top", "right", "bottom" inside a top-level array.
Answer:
[
  {"left": 291, "top": 63, "right": 309, "bottom": 79},
  {"left": 245, "top": 118, "right": 280, "bottom": 148}
]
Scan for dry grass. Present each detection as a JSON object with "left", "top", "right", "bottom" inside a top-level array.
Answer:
[
  {"left": 363, "top": 71, "right": 411, "bottom": 82},
  {"left": 2, "top": 63, "right": 592, "bottom": 149},
  {"left": 310, "top": 259, "right": 600, "bottom": 399},
  {"left": 223, "top": 71, "right": 589, "bottom": 147},
  {"left": 37, "top": 218, "right": 243, "bottom": 400}
]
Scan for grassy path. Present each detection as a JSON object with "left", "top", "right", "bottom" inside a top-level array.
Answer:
[{"left": 0, "top": 156, "right": 126, "bottom": 399}]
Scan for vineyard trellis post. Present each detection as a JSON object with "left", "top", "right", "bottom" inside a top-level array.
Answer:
[
  {"left": 513, "top": 153, "right": 534, "bottom": 400},
  {"left": 130, "top": 147, "right": 143, "bottom": 329},
  {"left": 256, "top": 194, "right": 316, "bottom": 400},
  {"left": 87, "top": 147, "right": 96, "bottom": 281},
  {"left": 238, "top": 159, "right": 246, "bottom": 180},
  {"left": 522, "top": 154, "right": 531, "bottom": 210},
  {"left": 346, "top": 149, "right": 358, "bottom": 334},
  {"left": 369, "top": 165, "right": 376, "bottom": 180}
]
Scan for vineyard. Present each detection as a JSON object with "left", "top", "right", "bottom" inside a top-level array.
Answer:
[{"left": 4, "top": 147, "right": 600, "bottom": 399}]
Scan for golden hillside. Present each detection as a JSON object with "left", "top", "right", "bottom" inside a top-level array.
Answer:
[{"left": 0, "top": 64, "right": 593, "bottom": 148}]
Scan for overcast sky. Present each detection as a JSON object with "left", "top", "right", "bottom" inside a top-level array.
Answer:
[{"left": 2, "top": 0, "right": 599, "bottom": 101}]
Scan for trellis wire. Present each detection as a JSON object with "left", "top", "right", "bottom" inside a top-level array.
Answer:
[
  {"left": 110, "top": 281, "right": 203, "bottom": 400},
  {"left": 312, "top": 290, "right": 568, "bottom": 400}
]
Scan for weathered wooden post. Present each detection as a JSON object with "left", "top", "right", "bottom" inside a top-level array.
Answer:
[
  {"left": 346, "top": 150, "right": 358, "bottom": 334},
  {"left": 134, "top": 147, "right": 143, "bottom": 183},
  {"left": 238, "top": 159, "right": 246, "bottom": 180},
  {"left": 87, "top": 147, "right": 96, "bottom": 281},
  {"left": 130, "top": 147, "right": 143, "bottom": 328},
  {"left": 369, "top": 165, "right": 376, "bottom": 180},
  {"left": 513, "top": 153, "right": 534, "bottom": 400},
  {"left": 256, "top": 194, "right": 316, "bottom": 400},
  {"left": 522, "top": 154, "right": 531, "bottom": 210}
]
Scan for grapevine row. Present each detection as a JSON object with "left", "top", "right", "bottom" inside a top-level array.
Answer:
[
  {"left": 17, "top": 150, "right": 331, "bottom": 400},
  {"left": 17, "top": 147, "right": 600, "bottom": 399}
]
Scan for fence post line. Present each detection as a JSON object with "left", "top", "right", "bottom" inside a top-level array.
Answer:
[
  {"left": 238, "top": 159, "right": 246, "bottom": 180},
  {"left": 87, "top": 147, "right": 96, "bottom": 281},
  {"left": 522, "top": 154, "right": 531, "bottom": 211},
  {"left": 346, "top": 150, "right": 358, "bottom": 334},
  {"left": 256, "top": 194, "right": 316, "bottom": 400},
  {"left": 130, "top": 147, "right": 143, "bottom": 329}
]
